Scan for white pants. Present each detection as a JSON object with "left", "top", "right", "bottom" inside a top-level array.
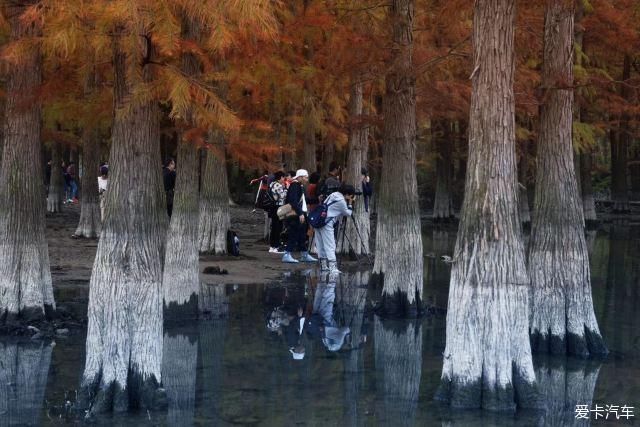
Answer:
[{"left": 315, "top": 220, "right": 337, "bottom": 262}]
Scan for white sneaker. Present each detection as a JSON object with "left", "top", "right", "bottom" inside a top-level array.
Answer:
[{"left": 269, "top": 247, "right": 284, "bottom": 254}]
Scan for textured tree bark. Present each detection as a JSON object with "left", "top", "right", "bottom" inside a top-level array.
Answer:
[
  {"left": 433, "top": 121, "right": 454, "bottom": 221},
  {"left": 47, "top": 142, "right": 64, "bottom": 213},
  {"left": 162, "top": 330, "right": 198, "bottom": 426},
  {"left": 198, "top": 140, "right": 230, "bottom": 254},
  {"left": 580, "top": 152, "right": 598, "bottom": 224},
  {"left": 372, "top": 0, "right": 423, "bottom": 318},
  {"left": 163, "top": 15, "right": 200, "bottom": 320},
  {"left": 518, "top": 141, "right": 531, "bottom": 225},
  {"left": 610, "top": 55, "right": 631, "bottom": 213},
  {"left": 302, "top": 97, "right": 317, "bottom": 172},
  {"left": 528, "top": 0, "right": 607, "bottom": 359},
  {"left": 436, "top": 0, "right": 539, "bottom": 411},
  {"left": 80, "top": 34, "right": 166, "bottom": 414},
  {"left": 338, "top": 81, "right": 371, "bottom": 256},
  {"left": 535, "top": 358, "right": 601, "bottom": 426},
  {"left": 0, "top": 3, "right": 55, "bottom": 322},
  {"left": 74, "top": 127, "right": 101, "bottom": 238},
  {"left": 0, "top": 341, "right": 52, "bottom": 426},
  {"left": 374, "top": 317, "right": 422, "bottom": 427}
]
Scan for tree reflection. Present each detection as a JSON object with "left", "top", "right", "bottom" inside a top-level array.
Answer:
[
  {"left": 0, "top": 340, "right": 52, "bottom": 426},
  {"left": 374, "top": 317, "right": 422, "bottom": 427},
  {"left": 162, "top": 329, "right": 198, "bottom": 427}
]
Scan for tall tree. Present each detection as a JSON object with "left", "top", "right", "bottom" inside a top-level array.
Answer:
[
  {"left": 80, "top": 26, "right": 166, "bottom": 413},
  {"left": 528, "top": 0, "right": 607, "bottom": 358},
  {"left": 436, "top": 0, "right": 539, "bottom": 410},
  {"left": 198, "top": 137, "right": 230, "bottom": 254},
  {"left": 372, "top": 0, "right": 424, "bottom": 318},
  {"left": 0, "top": 1, "right": 56, "bottom": 322},
  {"left": 74, "top": 70, "right": 102, "bottom": 238},
  {"left": 47, "top": 142, "right": 65, "bottom": 213},
  {"left": 610, "top": 54, "right": 632, "bottom": 213},
  {"left": 163, "top": 14, "right": 201, "bottom": 319},
  {"left": 432, "top": 120, "right": 454, "bottom": 221},
  {"left": 338, "top": 80, "right": 371, "bottom": 256}
]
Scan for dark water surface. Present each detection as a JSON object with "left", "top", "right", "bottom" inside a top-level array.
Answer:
[{"left": 1, "top": 226, "right": 639, "bottom": 426}]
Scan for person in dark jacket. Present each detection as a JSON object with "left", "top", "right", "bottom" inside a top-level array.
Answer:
[
  {"left": 318, "top": 161, "right": 341, "bottom": 201},
  {"left": 66, "top": 161, "right": 78, "bottom": 203},
  {"left": 163, "top": 158, "right": 176, "bottom": 217},
  {"left": 282, "top": 169, "right": 317, "bottom": 264}
]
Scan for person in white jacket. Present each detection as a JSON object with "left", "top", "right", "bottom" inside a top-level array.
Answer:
[{"left": 315, "top": 184, "right": 355, "bottom": 273}]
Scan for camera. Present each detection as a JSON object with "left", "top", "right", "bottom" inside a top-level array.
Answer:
[{"left": 354, "top": 190, "right": 363, "bottom": 196}]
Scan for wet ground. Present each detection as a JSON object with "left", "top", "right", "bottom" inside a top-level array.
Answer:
[{"left": 1, "top": 206, "right": 639, "bottom": 425}]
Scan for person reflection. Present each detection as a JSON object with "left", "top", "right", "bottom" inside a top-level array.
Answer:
[
  {"left": 266, "top": 282, "right": 309, "bottom": 360},
  {"left": 306, "top": 271, "right": 351, "bottom": 354}
]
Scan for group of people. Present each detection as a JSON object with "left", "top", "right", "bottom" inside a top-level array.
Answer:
[{"left": 256, "top": 162, "right": 372, "bottom": 274}]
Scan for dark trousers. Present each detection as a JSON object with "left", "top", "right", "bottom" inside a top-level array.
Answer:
[
  {"left": 285, "top": 217, "right": 307, "bottom": 253},
  {"left": 269, "top": 213, "right": 283, "bottom": 248}
]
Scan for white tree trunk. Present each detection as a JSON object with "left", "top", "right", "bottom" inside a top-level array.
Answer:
[
  {"left": 162, "top": 332, "right": 198, "bottom": 426},
  {"left": 163, "top": 15, "right": 200, "bottom": 320},
  {"left": 528, "top": 0, "right": 607, "bottom": 358},
  {"left": 74, "top": 126, "right": 101, "bottom": 238},
  {"left": 437, "top": 0, "right": 539, "bottom": 410},
  {"left": 0, "top": 341, "right": 52, "bottom": 426},
  {"left": 198, "top": 141, "right": 230, "bottom": 254},
  {"left": 372, "top": 0, "right": 423, "bottom": 318},
  {"left": 338, "top": 81, "right": 371, "bottom": 256},
  {"left": 374, "top": 317, "right": 422, "bottom": 427},
  {"left": 80, "top": 35, "right": 166, "bottom": 414},
  {"left": 47, "top": 142, "right": 64, "bottom": 213},
  {"left": 0, "top": 3, "right": 55, "bottom": 322}
]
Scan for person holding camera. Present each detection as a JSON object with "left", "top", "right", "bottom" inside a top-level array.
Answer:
[{"left": 315, "top": 184, "right": 355, "bottom": 273}]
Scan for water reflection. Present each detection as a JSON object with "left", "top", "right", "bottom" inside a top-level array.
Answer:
[
  {"left": 375, "top": 317, "right": 422, "bottom": 427},
  {"left": 0, "top": 340, "right": 52, "bottom": 426},
  {"left": 162, "top": 330, "right": 197, "bottom": 427}
]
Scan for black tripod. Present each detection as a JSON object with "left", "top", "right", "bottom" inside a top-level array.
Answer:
[{"left": 338, "top": 213, "right": 373, "bottom": 265}]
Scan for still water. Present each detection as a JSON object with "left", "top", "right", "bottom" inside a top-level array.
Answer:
[{"left": 1, "top": 225, "right": 638, "bottom": 426}]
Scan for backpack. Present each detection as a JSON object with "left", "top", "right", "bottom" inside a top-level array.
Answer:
[
  {"left": 308, "top": 200, "right": 339, "bottom": 229},
  {"left": 226, "top": 230, "right": 240, "bottom": 256}
]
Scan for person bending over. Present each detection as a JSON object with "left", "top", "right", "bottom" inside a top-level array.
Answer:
[{"left": 315, "top": 184, "right": 355, "bottom": 273}]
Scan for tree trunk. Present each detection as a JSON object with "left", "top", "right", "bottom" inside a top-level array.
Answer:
[
  {"left": 74, "top": 127, "right": 101, "bottom": 237},
  {"left": 432, "top": 121, "right": 454, "bottom": 221},
  {"left": 198, "top": 139, "right": 230, "bottom": 254},
  {"left": 80, "top": 34, "right": 166, "bottom": 414},
  {"left": 338, "top": 81, "right": 371, "bottom": 256},
  {"left": 0, "top": 340, "right": 52, "bottom": 426},
  {"left": 610, "top": 55, "right": 631, "bottom": 213},
  {"left": 0, "top": 3, "right": 55, "bottom": 322},
  {"left": 372, "top": 0, "right": 423, "bottom": 318},
  {"left": 580, "top": 152, "right": 598, "bottom": 224},
  {"left": 518, "top": 141, "right": 531, "bottom": 225},
  {"left": 374, "top": 317, "right": 422, "bottom": 427},
  {"left": 303, "top": 96, "right": 317, "bottom": 173},
  {"left": 284, "top": 111, "right": 296, "bottom": 170},
  {"left": 47, "top": 142, "right": 64, "bottom": 213},
  {"left": 163, "top": 140, "right": 199, "bottom": 319},
  {"left": 436, "top": 0, "right": 539, "bottom": 410},
  {"left": 534, "top": 358, "right": 601, "bottom": 426},
  {"left": 528, "top": 0, "right": 607, "bottom": 359},
  {"left": 322, "top": 139, "right": 334, "bottom": 175},
  {"left": 162, "top": 14, "right": 200, "bottom": 320},
  {"left": 162, "top": 330, "right": 198, "bottom": 426}
]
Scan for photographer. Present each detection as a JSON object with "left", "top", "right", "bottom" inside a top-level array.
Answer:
[{"left": 315, "top": 184, "right": 355, "bottom": 273}]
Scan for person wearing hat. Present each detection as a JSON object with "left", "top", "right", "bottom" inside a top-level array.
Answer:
[
  {"left": 315, "top": 184, "right": 355, "bottom": 273},
  {"left": 282, "top": 169, "right": 317, "bottom": 264}
]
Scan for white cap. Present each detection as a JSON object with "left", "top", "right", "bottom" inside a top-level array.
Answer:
[
  {"left": 294, "top": 169, "right": 309, "bottom": 179},
  {"left": 290, "top": 348, "right": 305, "bottom": 360}
]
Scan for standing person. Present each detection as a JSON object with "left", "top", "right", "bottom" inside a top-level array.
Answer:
[
  {"left": 98, "top": 165, "right": 108, "bottom": 221},
  {"left": 361, "top": 167, "right": 373, "bottom": 212},
  {"left": 318, "top": 161, "right": 341, "bottom": 200},
  {"left": 66, "top": 161, "right": 79, "bottom": 204},
  {"left": 314, "top": 184, "right": 355, "bottom": 273},
  {"left": 306, "top": 172, "right": 321, "bottom": 212},
  {"left": 268, "top": 171, "right": 287, "bottom": 253},
  {"left": 282, "top": 169, "right": 317, "bottom": 264},
  {"left": 62, "top": 161, "right": 70, "bottom": 203},
  {"left": 163, "top": 158, "right": 176, "bottom": 217}
]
